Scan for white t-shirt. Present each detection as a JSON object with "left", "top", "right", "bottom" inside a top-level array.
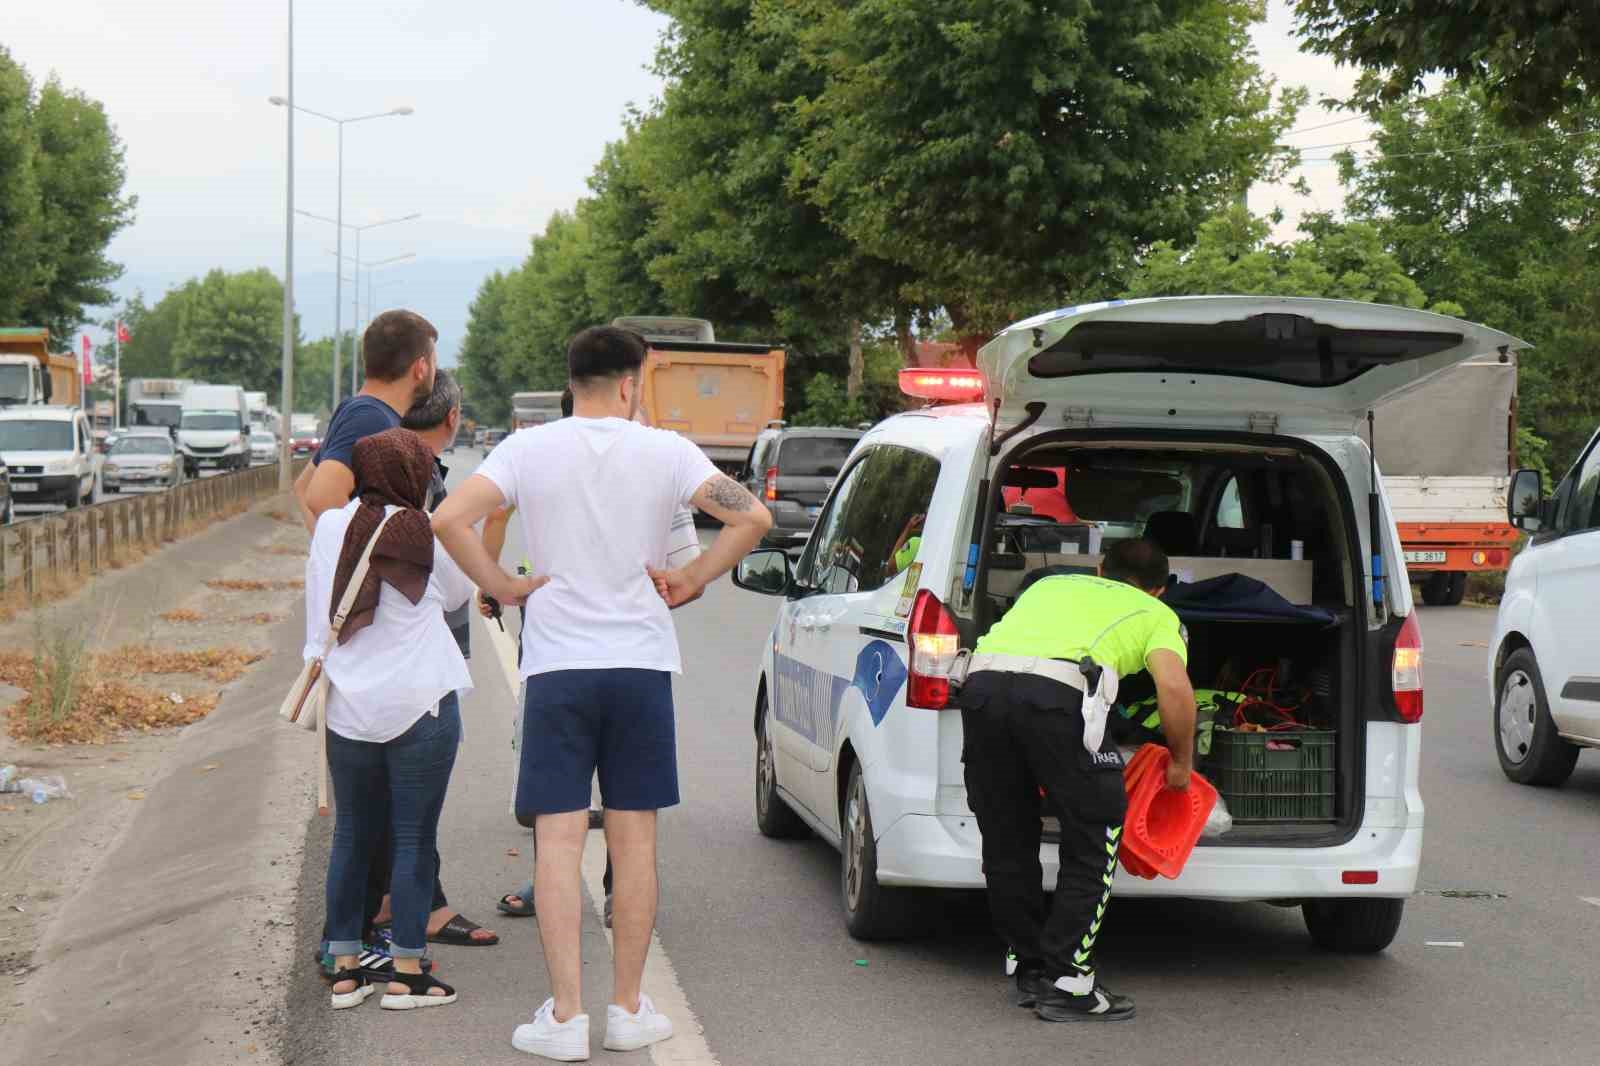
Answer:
[
  {"left": 476, "top": 416, "right": 718, "bottom": 678},
  {"left": 305, "top": 501, "right": 476, "bottom": 742}
]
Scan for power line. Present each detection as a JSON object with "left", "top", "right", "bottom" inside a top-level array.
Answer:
[
  {"left": 1289, "top": 125, "right": 1600, "bottom": 166},
  {"left": 1283, "top": 114, "right": 1366, "bottom": 136}
]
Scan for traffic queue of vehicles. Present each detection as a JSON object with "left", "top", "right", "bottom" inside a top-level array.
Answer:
[{"left": 729, "top": 295, "right": 1529, "bottom": 955}]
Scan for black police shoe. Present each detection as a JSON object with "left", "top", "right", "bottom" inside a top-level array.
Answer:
[
  {"left": 1034, "top": 979, "right": 1136, "bottom": 1023},
  {"left": 1015, "top": 962, "right": 1050, "bottom": 1008}
]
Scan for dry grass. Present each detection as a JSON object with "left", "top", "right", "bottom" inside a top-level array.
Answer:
[
  {"left": 0, "top": 640, "right": 264, "bottom": 743},
  {"left": 103, "top": 645, "right": 266, "bottom": 683},
  {"left": 234, "top": 612, "right": 280, "bottom": 625},
  {"left": 264, "top": 545, "right": 305, "bottom": 557},
  {"left": 160, "top": 608, "right": 205, "bottom": 624},
  {"left": 263, "top": 509, "right": 300, "bottom": 526},
  {"left": 204, "top": 578, "right": 302, "bottom": 592}
]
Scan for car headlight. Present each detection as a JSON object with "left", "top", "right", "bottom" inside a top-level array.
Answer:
[
  {"left": 155, "top": 462, "right": 173, "bottom": 473},
  {"left": 45, "top": 459, "right": 72, "bottom": 474},
  {"left": 103, "top": 463, "right": 119, "bottom": 476}
]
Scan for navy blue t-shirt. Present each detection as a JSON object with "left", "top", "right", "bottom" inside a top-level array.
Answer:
[{"left": 313, "top": 395, "right": 401, "bottom": 468}]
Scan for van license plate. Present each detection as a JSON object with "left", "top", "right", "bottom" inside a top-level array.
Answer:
[
  {"left": 12, "top": 482, "right": 37, "bottom": 492},
  {"left": 1404, "top": 551, "right": 1446, "bottom": 564}
]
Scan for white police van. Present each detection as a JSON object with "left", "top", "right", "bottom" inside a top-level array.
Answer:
[{"left": 733, "top": 296, "right": 1525, "bottom": 952}]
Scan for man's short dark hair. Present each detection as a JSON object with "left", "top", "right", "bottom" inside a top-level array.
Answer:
[
  {"left": 1102, "top": 539, "right": 1170, "bottom": 591},
  {"left": 559, "top": 386, "right": 574, "bottom": 418},
  {"left": 401, "top": 369, "right": 461, "bottom": 431},
  {"left": 364, "top": 310, "right": 438, "bottom": 382},
  {"left": 568, "top": 326, "right": 646, "bottom": 385}
]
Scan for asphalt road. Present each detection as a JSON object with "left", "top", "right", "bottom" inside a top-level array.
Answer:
[{"left": 290, "top": 449, "right": 1600, "bottom": 1066}]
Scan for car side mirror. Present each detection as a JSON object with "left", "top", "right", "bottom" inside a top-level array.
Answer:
[
  {"left": 732, "top": 548, "right": 793, "bottom": 596},
  {"left": 1507, "top": 468, "right": 1543, "bottom": 532}
]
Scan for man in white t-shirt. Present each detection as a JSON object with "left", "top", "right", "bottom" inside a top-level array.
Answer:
[{"left": 433, "top": 326, "right": 771, "bottom": 1060}]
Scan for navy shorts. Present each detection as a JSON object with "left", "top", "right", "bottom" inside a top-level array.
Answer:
[{"left": 515, "top": 668, "right": 679, "bottom": 816}]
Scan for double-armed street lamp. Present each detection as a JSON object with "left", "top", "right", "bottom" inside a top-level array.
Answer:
[{"left": 270, "top": 96, "right": 413, "bottom": 408}]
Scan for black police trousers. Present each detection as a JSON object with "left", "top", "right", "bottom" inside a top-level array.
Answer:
[{"left": 959, "top": 670, "right": 1128, "bottom": 981}]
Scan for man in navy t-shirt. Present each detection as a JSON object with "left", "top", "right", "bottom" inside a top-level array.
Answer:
[{"left": 294, "top": 309, "right": 439, "bottom": 531}]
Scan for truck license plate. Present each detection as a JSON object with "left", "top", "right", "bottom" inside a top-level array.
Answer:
[
  {"left": 1404, "top": 551, "right": 1446, "bottom": 564},
  {"left": 12, "top": 481, "right": 37, "bottom": 492}
]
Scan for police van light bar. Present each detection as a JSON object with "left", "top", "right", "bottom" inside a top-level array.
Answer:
[{"left": 898, "top": 368, "right": 985, "bottom": 402}]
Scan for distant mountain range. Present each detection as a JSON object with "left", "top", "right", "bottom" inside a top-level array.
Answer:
[{"left": 105, "top": 255, "right": 523, "bottom": 366}]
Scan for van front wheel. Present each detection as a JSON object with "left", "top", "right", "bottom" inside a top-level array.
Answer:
[{"left": 1302, "top": 898, "right": 1404, "bottom": 953}]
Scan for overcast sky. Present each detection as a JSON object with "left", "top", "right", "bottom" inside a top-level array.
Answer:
[{"left": 8, "top": 1, "right": 1363, "bottom": 335}]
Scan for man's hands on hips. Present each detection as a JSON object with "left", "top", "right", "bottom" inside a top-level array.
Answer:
[{"left": 647, "top": 565, "right": 703, "bottom": 608}]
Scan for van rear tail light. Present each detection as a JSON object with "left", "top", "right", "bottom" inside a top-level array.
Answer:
[
  {"left": 907, "top": 590, "right": 960, "bottom": 709},
  {"left": 1392, "top": 612, "right": 1424, "bottom": 723},
  {"left": 764, "top": 466, "right": 778, "bottom": 501}
]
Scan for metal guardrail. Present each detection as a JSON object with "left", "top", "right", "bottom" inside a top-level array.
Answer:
[{"left": 0, "top": 460, "right": 307, "bottom": 599}]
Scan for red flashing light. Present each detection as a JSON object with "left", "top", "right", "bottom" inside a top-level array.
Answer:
[
  {"left": 1393, "top": 612, "right": 1423, "bottom": 723},
  {"left": 764, "top": 466, "right": 778, "bottom": 501},
  {"left": 898, "top": 368, "right": 986, "bottom": 403},
  {"left": 907, "top": 590, "right": 960, "bottom": 709}
]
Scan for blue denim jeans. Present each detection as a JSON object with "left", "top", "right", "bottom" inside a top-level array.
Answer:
[{"left": 325, "top": 693, "right": 460, "bottom": 958}]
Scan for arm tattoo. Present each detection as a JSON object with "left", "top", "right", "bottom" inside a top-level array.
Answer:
[{"left": 705, "top": 474, "right": 755, "bottom": 512}]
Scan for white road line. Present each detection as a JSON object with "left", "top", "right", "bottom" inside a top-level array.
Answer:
[
  {"left": 1581, "top": 897, "right": 1600, "bottom": 908},
  {"left": 486, "top": 619, "right": 720, "bottom": 1066},
  {"left": 1425, "top": 941, "right": 1465, "bottom": 947}
]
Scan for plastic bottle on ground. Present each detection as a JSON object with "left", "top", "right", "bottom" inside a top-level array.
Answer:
[
  {"left": 0, "top": 764, "right": 17, "bottom": 792},
  {"left": 17, "top": 776, "right": 71, "bottom": 804}
]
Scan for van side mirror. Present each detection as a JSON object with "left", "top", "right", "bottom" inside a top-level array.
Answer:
[
  {"left": 733, "top": 548, "right": 793, "bottom": 596},
  {"left": 1508, "top": 468, "right": 1543, "bottom": 532}
]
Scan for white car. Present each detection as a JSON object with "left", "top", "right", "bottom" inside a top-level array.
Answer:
[
  {"left": 249, "top": 431, "right": 279, "bottom": 465},
  {"left": 1490, "top": 425, "right": 1600, "bottom": 785},
  {"left": 0, "top": 405, "right": 97, "bottom": 509},
  {"left": 733, "top": 296, "right": 1526, "bottom": 953}
]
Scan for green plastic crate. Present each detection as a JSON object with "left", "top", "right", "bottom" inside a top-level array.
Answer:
[{"left": 1209, "top": 729, "right": 1335, "bottom": 822}]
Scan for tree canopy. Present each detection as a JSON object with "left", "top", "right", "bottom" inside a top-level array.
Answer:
[
  {"left": 1293, "top": 1, "right": 1600, "bottom": 127},
  {"left": 0, "top": 47, "right": 134, "bottom": 338}
]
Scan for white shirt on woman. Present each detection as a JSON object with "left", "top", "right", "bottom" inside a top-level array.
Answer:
[
  {"left": 305, "top": 500, "right": 476, "bottom": 743},
  {"left": 475, "top": 415, "right": 718, "bottom": 679}
]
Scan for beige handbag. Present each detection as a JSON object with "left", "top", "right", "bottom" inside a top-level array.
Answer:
[{"left": 279, "top": 509, "right": 398, "bottom": 813}]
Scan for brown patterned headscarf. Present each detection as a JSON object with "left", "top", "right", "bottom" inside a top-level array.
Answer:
[{"left": 330, "top": 428, "right": 437, "bottom": 644}]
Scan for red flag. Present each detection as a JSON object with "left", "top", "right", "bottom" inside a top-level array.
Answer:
[
  {"left": 116, "top": 319, "right": 130, "bottom": 344},
  {"left": 81, "top": 334, "right": 93, "bottom": 385}
]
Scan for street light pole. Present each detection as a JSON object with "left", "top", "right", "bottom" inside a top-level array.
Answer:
[
  {"left": 268, "top": 100, "right": 412, "bottom": 410},
  {"left": 277, "top": 0, "right": 295, "bottom": 493},
  {"left": 334, "top": 121, "right": 343, "bottom": 409}
]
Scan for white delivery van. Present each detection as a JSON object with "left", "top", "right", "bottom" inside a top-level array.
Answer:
[
  {"left": 732, "top": 296, "right": 1525, "bottom": 953},
  {"left": 0, "top": 405, "right": 97, "bottom": 509},
  {"left": 178, "top": 384, "right": 249, "bottom": 475}
]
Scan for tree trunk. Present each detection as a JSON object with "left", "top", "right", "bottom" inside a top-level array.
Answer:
[
  {"left": 846, "top": 318, "right": 863, "bottom": 399},
  {"left": 895, "top": 307, "right": 916, "bottom": 367},
  {"left": 947, "top": 305, "right": 983, "bottom": 367}
]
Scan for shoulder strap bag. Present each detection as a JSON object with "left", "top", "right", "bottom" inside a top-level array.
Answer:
[{"left": 278, "top": 508, "right": 399, "bottom": 813}]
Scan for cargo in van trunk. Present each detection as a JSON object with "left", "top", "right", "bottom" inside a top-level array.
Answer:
[{"left": 977, "top": 438, "right": 1364, "bottom": 844}]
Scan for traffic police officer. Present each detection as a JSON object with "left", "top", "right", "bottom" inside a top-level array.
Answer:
[{"left": 958, "top": 538, "right": 1197, "bottom": 1022}]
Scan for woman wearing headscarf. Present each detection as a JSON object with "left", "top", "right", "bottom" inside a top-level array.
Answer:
[{"left": 304, "top": 427, "right": 481, "bottom": 1010}]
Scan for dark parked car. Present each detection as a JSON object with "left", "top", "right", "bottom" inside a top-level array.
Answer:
[{"left": 739, "top": 424, "right": 864, "bottom": 546}]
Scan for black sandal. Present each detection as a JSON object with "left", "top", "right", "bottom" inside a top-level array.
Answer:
[
  {"left": 330, "top": 968, "right": 375, "bottom": 1010},
  {"left": 427, "top": 913, "right": 500, "bottom": 946},
  {"left": 380, "top": 970, "right": 457, "bottom": 1010},
  {"left": 497, "top": 893, "right": 536, "bottom": 918}
]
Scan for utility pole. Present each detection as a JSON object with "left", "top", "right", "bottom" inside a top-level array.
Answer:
[{"left": 277, "top": 0, "right": 295, "bottom": 493}]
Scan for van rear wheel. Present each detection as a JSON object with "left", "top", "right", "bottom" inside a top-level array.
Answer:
[
  {"left": 841, "top": 761, "right": 916, "bottom": 940},
  {"left": 1302, "top": 898, "right": 1404, "bottom": 953}
]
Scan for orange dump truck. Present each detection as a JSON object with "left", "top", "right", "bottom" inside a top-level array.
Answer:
[
  {"left": 615, "top": 316, "right": 785, "bottom": 475},
  {"left": 1376, "top": 351, "right": 1519, "bottom": 606},
  {"left": 0, "top": 327, "right": 81, "bottom": 408}
]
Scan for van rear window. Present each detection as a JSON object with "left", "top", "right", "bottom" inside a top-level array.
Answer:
[{"left": 779, "top": 436, "right": 857, "bottom": 477}]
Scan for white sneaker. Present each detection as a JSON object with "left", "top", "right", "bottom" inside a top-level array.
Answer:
[
  {"left": 512, "top": 998, "right": 590, "bottom": 1061},
  {"left": 603, "top": 993, "right": 674, "bottom": 1052}
]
